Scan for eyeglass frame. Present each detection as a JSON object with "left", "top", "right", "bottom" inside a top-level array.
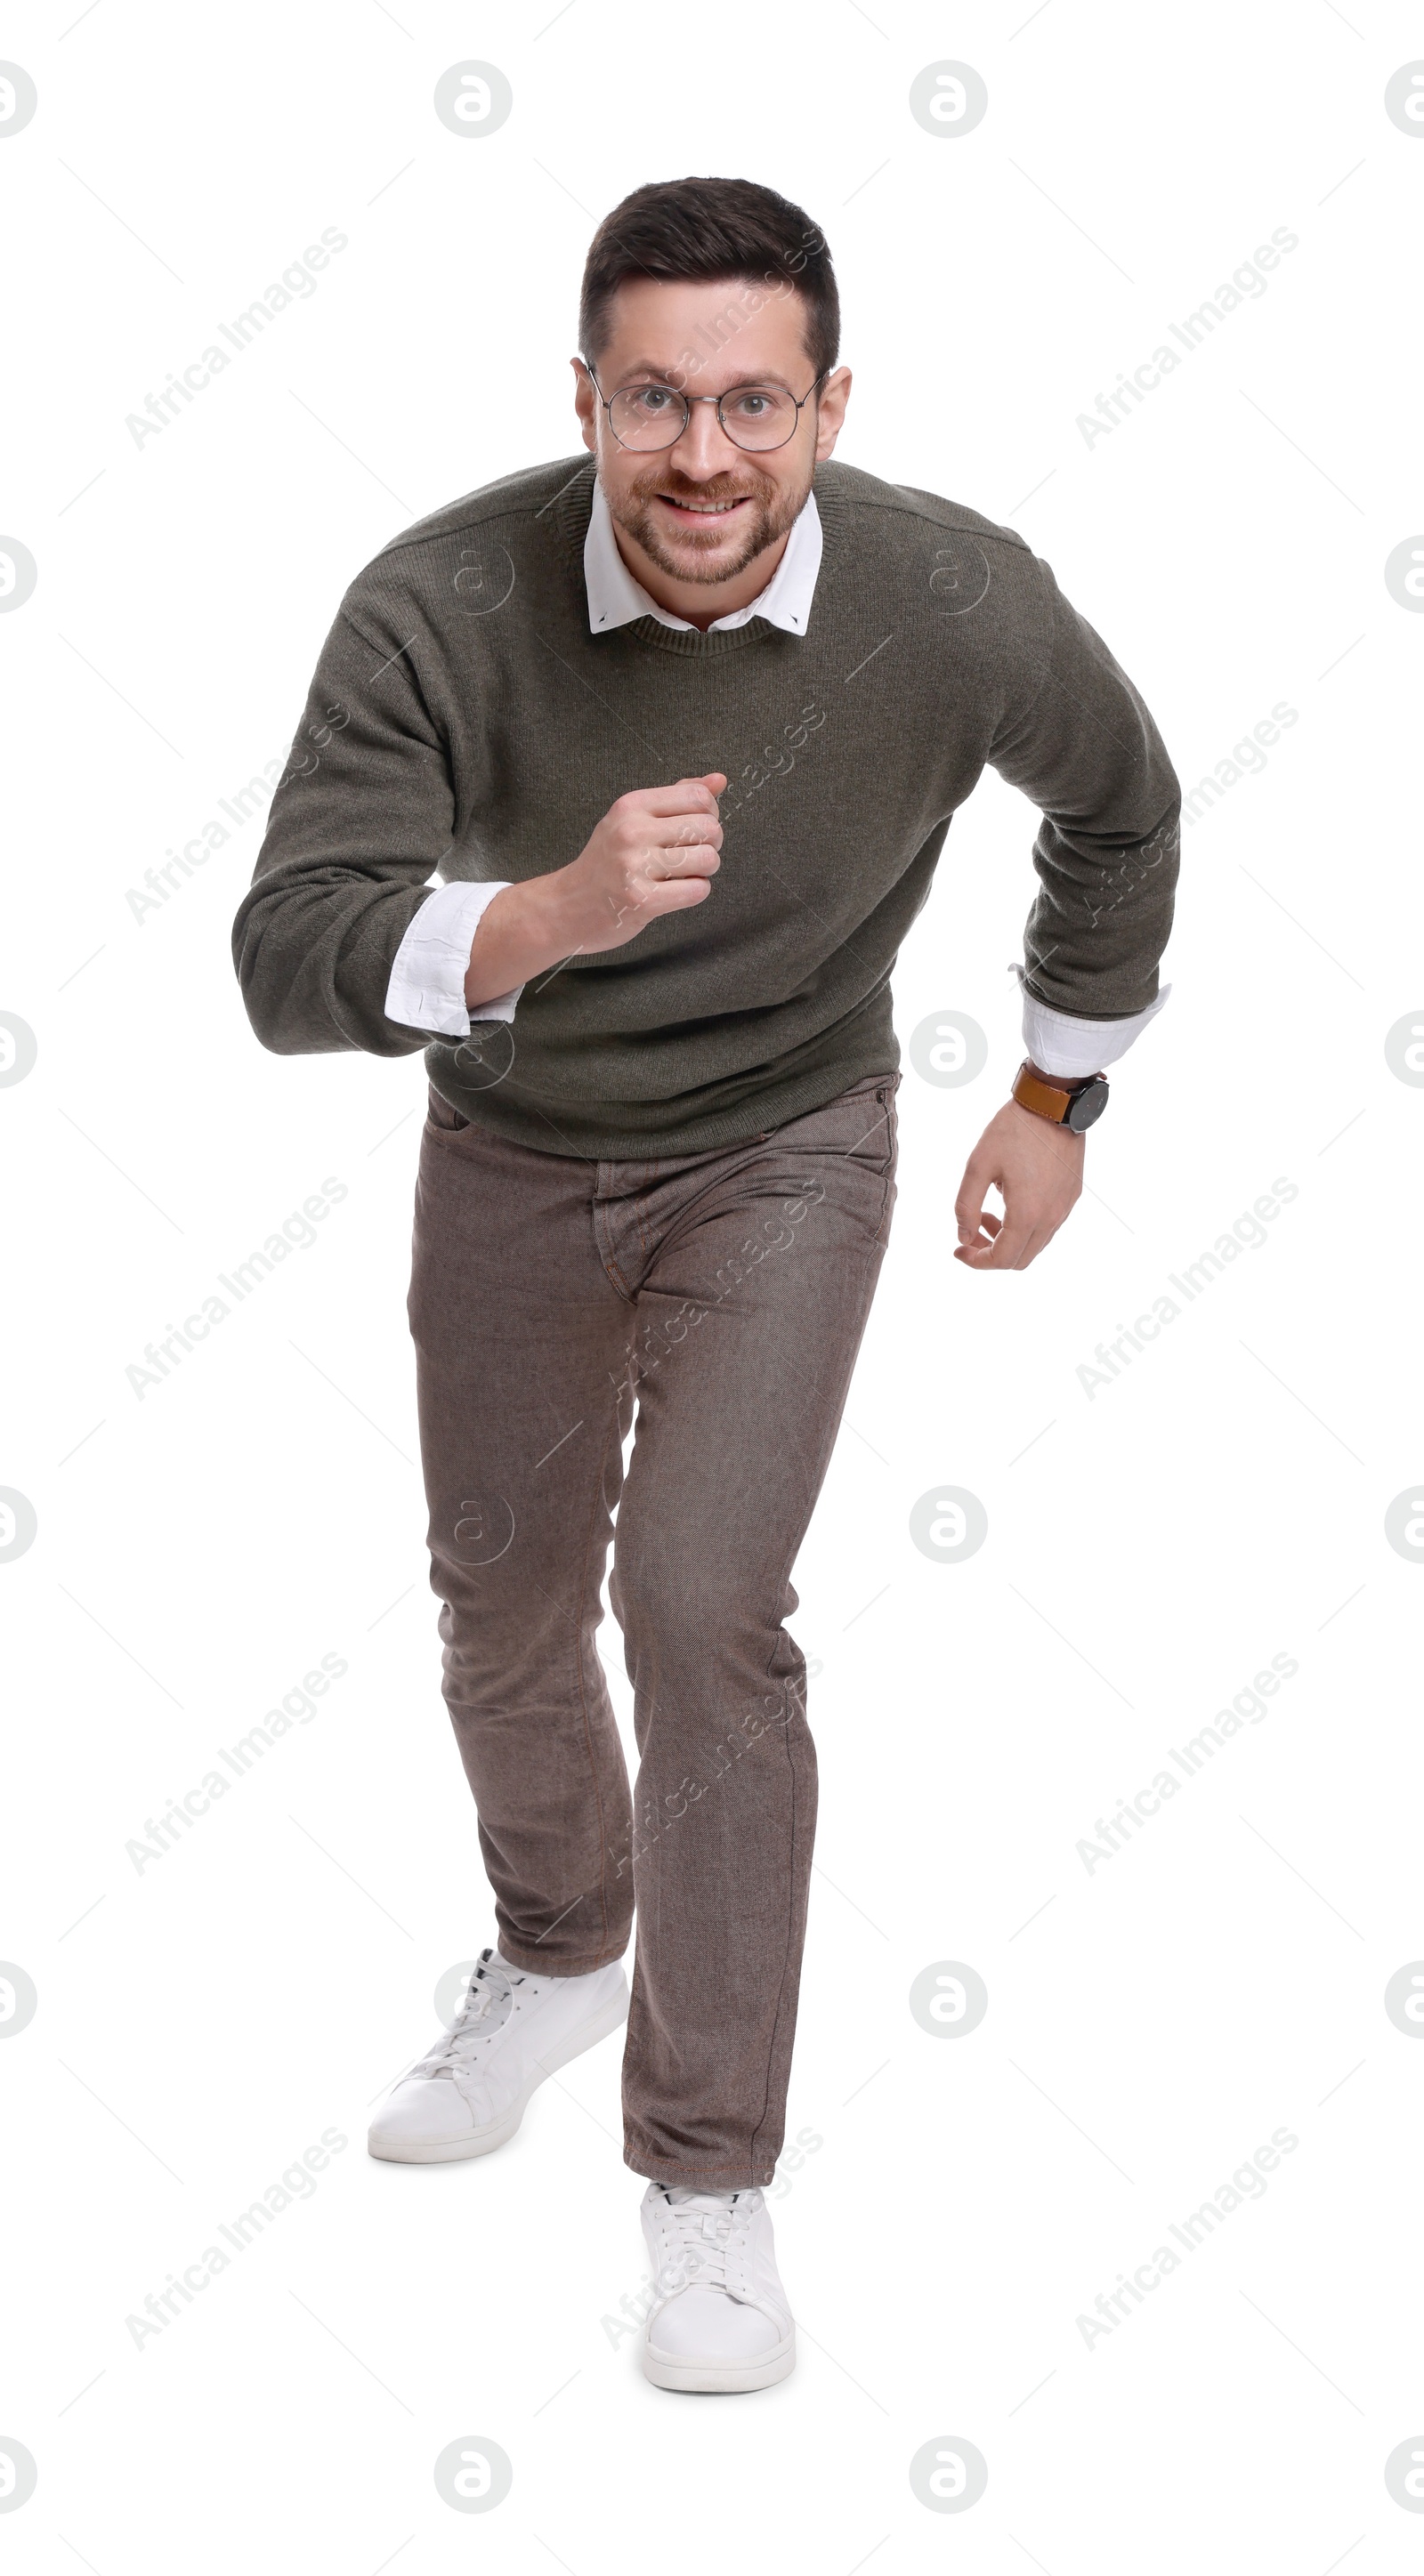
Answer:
[{"left": 579, "top": 358, "right": 829, "bottom": 454}]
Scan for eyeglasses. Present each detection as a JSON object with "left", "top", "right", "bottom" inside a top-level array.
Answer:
[{"left": 582, "top": 360, "right": 826, "bottom": 454}]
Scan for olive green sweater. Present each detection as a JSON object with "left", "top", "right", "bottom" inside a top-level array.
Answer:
[{"left": 232, "top": 454, "right": 1179, "bottom": 1158}]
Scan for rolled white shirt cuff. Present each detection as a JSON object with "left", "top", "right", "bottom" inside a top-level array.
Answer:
[
  {"left": 384, "top": 879, "right": 523, "bottom": 1036},
  {"left": 1016, "top": 977, "right": 1170, "bottom": 1080}
]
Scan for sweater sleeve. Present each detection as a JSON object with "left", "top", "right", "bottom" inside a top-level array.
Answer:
[
  {"left": 231, "top": 601, "right": 462, "bottom": 1057},
  {"left": 989, "top": 553, "right": 1181, "bottom": 1023}
]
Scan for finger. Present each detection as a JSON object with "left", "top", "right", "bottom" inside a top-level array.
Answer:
[
  {"left": 624, "top": 779, "right": 724, "bottom": 820},
  {"left": 645, "top": 876, "right": 714, "bottom": 910},
  {"left": 968, "top": 1209, "right": 1037, "bottom": 1270},
  {"left": 636, "top": 814, "right": 725, "bottom": 855},
  {"left": 953, "top": 1153, "right": 996, "bottom": 1244},
  {"left": 641, "top": 836, "right": 722, "bottom": 876},
  {"left": 611, "top": 855, "right": 718, "bottom": 926},
  {"left": 952, "top": 1218, "right": 998, "bottom": 1256},
  {"left": 952, "top": 1210, "right": 1001, "bottom": 1266},
  {"left": 669, "top": 771, "right": 726, "bottom": 815},
  {"left": 664, "top": 814, "right": 725, "bottom": 850},
  {"left": 990, "top": 1207, "right": 1061, "bottom": 1270}
]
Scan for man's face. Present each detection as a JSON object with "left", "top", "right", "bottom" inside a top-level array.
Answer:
[{"left": 573, "top": 276, "right": 850, "bottom": 589}]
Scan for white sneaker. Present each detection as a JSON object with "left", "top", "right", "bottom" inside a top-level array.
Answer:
[
  {"left": 368, "top": 1947, "right": 628, "bottom": 2163},
  {"left": 639, "top": 2183, "right": 796, "bottom": 2393}
]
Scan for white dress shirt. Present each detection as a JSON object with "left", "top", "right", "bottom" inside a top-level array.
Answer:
[
  {"left": 383, "top": 480, "right": 1168, "bottom": 1076},
  {"left": 581, "top": 475, "right": 822, "bottom": 637}
]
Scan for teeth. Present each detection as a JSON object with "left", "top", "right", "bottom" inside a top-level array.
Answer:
[{"left": 667, "top": 498, "right": 741, "bottom": 513}]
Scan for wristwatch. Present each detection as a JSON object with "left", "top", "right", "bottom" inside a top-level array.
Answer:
[{"left": 1011, "top": 1060, "right": 1110, "bottom": 1133}]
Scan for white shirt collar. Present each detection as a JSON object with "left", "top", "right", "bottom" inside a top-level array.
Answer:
[{"left": 584, "top": 477, "right": 822, "bottom": 638}]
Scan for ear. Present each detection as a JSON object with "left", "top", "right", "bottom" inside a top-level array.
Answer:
[
  {"left": 571, "top": 357, "right": 597, "bottom": 456},
  {"left": 813, "top": 366, "right": 853, "bottom": 462}
]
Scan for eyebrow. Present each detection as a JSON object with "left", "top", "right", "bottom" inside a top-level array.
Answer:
[{"left": 612, "top": 361, "right": 794, "bottom": 392}]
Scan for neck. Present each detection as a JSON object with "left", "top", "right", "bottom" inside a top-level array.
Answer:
[{"left": 609, "top": 516, "right": 794, "bottom": 634}]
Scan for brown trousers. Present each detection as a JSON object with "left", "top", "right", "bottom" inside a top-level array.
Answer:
[{"left": 409, "top": 1070, "right": 900, "bottom": 2188}]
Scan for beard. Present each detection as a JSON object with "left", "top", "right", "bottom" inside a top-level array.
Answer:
[{"left": 609, "top": 459, "right": 812, "bottom": 587}]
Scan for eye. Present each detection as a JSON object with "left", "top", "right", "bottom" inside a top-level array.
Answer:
[
  {"left": 726, "top": 388, "right": 781, "bottom": 419},
  {"left": 628, "top": 384, "right": 677, "bottom": 414}
]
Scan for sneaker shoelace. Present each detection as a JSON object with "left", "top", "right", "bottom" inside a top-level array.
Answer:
[
  {"left": 409, "top": 1949, "right": 522, "bottom": 2082},
  {"left": 653, "top": 2187, "right": 756, "bottom": 2297}
]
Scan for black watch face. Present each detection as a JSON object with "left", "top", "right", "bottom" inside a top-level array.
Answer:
[{"left": 1065, "top": 1078, "right": 1109, "bottom": 1133}]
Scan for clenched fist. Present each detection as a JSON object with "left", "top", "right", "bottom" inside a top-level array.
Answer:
[{"left": 465, "top": 773, "right": 725, "bottom": 1008}]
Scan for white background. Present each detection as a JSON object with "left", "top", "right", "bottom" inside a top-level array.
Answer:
[{"left": 4, "top": 0, "right": 1423, "bottom": 2566}]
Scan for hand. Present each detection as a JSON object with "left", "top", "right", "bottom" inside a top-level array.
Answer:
[
  {"left": 465, "top": 773, "right": 725, "bottom": 1007},
  {"left": 954, "top": 1097, "right": 1084, "bottom": 1271}
]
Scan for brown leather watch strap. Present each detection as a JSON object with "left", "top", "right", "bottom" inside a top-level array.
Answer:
[{"left": 1012, "top": 1061, "right": 1091, "bottom": 1125}]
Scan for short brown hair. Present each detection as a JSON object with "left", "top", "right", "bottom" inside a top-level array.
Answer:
[{"left": 578, "top": 175, "right": 838, "bottom": 383}]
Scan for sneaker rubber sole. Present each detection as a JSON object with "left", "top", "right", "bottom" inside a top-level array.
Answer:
[{"left": 641, "top": 2327, "right": 797, "bottom": 2394}]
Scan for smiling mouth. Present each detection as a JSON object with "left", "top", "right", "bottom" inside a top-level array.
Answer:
[{"left": 656, "top": 493, "right": 751, "bottom": 521}]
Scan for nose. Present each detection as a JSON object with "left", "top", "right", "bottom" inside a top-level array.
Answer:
[{"left": 667, "top": 398, "right": 740, "bottom": 479}]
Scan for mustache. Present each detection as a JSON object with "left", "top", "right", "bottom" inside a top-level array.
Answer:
[{"left": 630, "top": 469, "right": 772, "bottom": 506}]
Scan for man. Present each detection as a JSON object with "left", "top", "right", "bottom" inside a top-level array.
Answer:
[{"left": 233, "top": 174, "right": 1178, "bottom": 2394}]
